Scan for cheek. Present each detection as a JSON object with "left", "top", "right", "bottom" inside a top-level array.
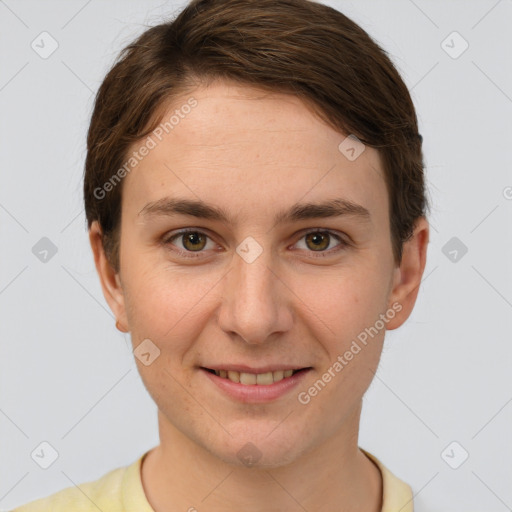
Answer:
[
  {"left": 122, "top": 255, "right": 220, "bottom": 345},
  {"left": 302, "top": 271, "right": 388, "bottom": 406},
  {"left": 295, "top": 265, "right": 390, "bottom": 339}
]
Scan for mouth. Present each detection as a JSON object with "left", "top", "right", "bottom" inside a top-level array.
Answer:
[{"left": 201, "top": 367, "right": 311, "bottom": 386}]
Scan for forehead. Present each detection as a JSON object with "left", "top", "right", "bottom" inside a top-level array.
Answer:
[{"left": 122, "top": 80, "right": 388, "bottom": 227}]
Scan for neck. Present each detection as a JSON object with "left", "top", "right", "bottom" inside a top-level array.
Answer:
[{"left": 141, "top": 403, "right": 382, "bottom": 512}]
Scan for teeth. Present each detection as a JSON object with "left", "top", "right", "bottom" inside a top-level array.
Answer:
[
  {"left": 256, "top": 372, "right": 273, "bottom": 385},
  {"left": 273, "top": 370, "right": 284, "bottom": 381},
  {"left": 227, "top": 370, "right": 240, "bottom": 383},
  {"left": 213, "top": 368, "right": 300, "bottom": 385},
  {"left": 240, "top": 372, "right": 257, "bottom": 385}
]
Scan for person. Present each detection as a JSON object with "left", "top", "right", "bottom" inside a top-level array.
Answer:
[{"left": 12, "top": 0, "right": 429, "bottom": 510}]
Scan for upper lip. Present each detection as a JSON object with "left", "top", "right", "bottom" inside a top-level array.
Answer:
[{"left": 201, "top": 364, "right": 311, "bottom": 374}]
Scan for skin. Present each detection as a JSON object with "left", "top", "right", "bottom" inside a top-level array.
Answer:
[{"left": 90, "top": 79, "right": 429, "bottom": 512}]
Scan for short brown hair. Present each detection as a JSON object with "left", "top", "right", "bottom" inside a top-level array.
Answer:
[{"left": 84, "top": 0, "right": 429, "bottom": 273}]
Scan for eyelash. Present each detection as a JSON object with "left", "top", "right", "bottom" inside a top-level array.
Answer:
[{"left": 161, "top": 228, "right": 349, "bottom": 259}]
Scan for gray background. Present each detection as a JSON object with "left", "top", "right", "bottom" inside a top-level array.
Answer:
[{"left": 1, "top": 0, "right": 511, "bottom": 510}]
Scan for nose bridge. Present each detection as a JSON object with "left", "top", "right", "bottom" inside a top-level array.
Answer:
[{"left": 218, "top": 244, "right": 290, "bottom": 344}]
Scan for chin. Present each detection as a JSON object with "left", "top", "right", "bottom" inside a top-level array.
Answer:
[{"left": 205, "top": 422, "right": 311, "bottom": 469}]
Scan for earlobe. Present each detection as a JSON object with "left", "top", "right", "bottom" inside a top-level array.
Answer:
[
  {"left": 386, "top": 217, "right": 429, "bottom": 331},
  {"left": 89, "top": 221, "right": 129, "bottom": 331}
]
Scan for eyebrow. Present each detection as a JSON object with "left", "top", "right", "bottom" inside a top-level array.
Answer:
[{"left": 138, "top": 196, "right": 371, "bottom": 225}]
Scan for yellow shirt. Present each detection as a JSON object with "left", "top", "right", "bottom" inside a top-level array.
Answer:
[{"left": 11, "top": 448, "right": 414, "bottom": 511}]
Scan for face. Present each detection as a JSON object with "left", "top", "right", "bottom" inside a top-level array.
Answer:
[{"left": 91, "top": 80, "right": 428, "bottom": 469}]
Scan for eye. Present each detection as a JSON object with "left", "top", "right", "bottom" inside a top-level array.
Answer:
[
  {"left": 293, "top": 229, "right": 348, "bottom": 257},
  {"left": 162, "top": 229, "right": 217, "bottom": 258},
  {"left": 162, "top": 228, "right": 349, "bottom": 259}
]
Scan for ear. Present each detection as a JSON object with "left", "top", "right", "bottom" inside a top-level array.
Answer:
[
  {"left": 385, "top": 216, "right": 429, "bottom": 330},
  {"left": 89, "top": 220, "right": 129, "bottom": 332}
]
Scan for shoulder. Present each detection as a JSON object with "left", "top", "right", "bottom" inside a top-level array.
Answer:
[{"left": 10, "top": 461, "right": 132, "bottom": 512}]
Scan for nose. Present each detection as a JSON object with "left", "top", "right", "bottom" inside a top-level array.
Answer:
[{"left": 216, "top": 247, "right": 293, "bottom": 345}]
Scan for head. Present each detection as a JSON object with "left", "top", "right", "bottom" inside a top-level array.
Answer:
[{"left": 86, "top": 0, "right": 429, "bottom": 468}]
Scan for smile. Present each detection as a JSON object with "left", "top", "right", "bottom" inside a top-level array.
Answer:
[
  {"left": 200, "top": 366, "right": 312, "bottom": 403},
  {"left": 206, "top": 368, "right": 304, "bottom": 385}
]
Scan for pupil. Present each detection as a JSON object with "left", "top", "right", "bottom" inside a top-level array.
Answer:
[
  {"left": 185, "top": 232, "right": 204, "bottom": 250},
  {"left": 308, "top": 232, "right": 328, "bottom": 250}
]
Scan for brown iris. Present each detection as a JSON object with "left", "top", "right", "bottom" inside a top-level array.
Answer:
[
  {"left": 182, "top": 232, "right": 207, "bottom": 251},
  {"left": 305, "top": 232, "right": 330, "bottom": 251}
]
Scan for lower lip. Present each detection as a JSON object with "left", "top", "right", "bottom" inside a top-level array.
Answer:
[{"left": 200, "top": 368, "right": 312, "bottom": 403}]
